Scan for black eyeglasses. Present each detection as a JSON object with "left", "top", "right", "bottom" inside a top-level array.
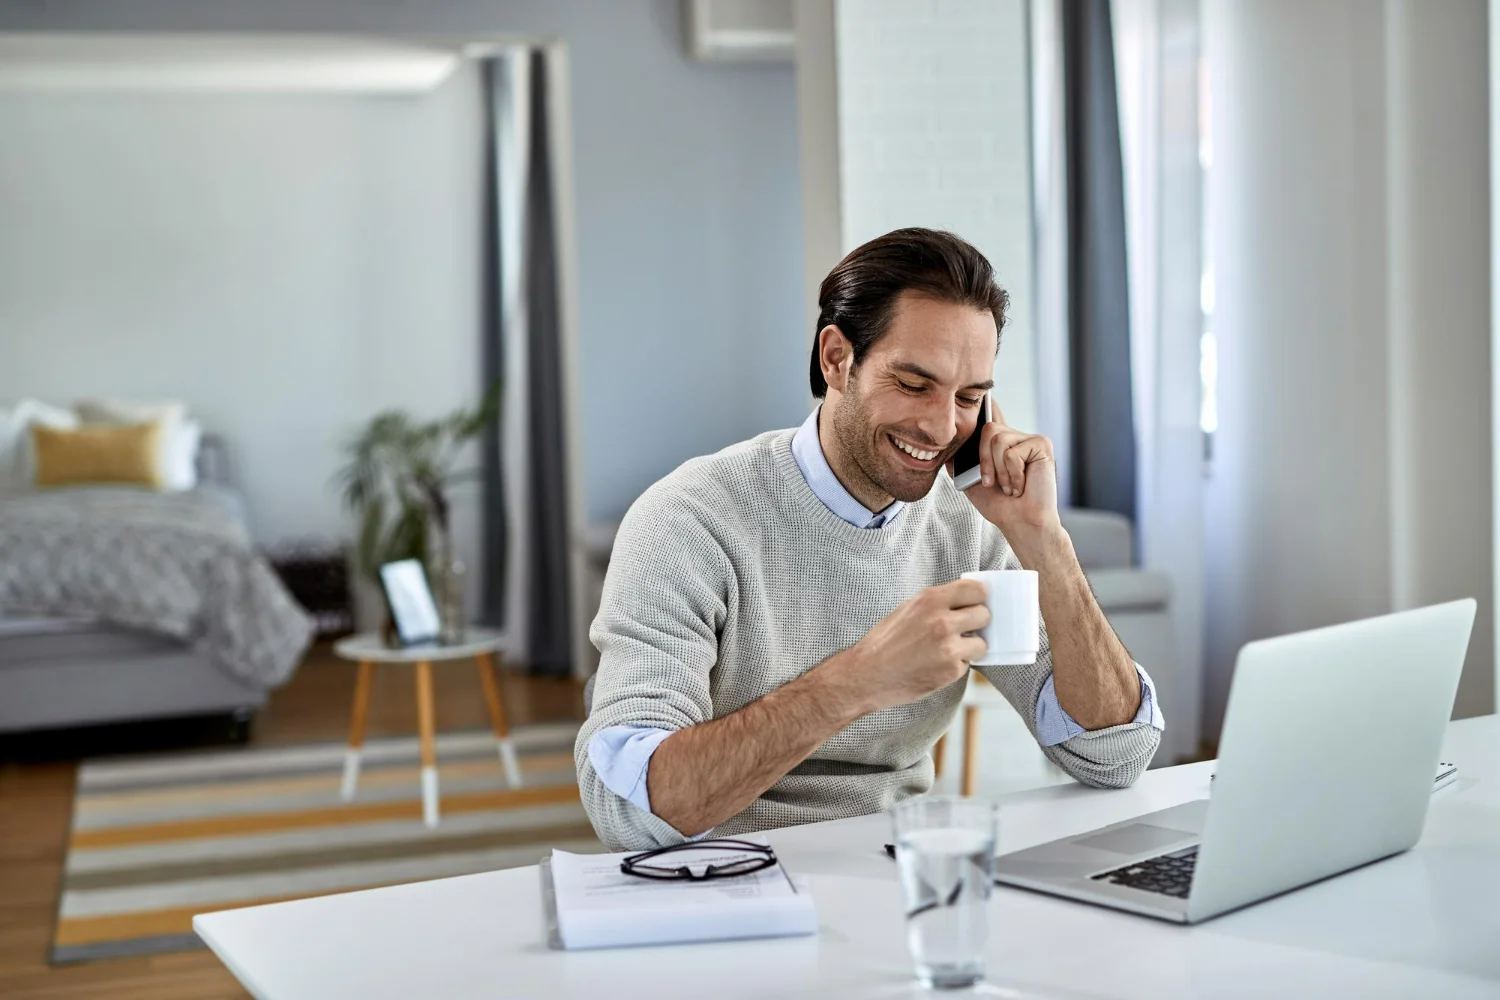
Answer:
[{"left": 619, "top": 839, "right": 778, "bottom": 881}]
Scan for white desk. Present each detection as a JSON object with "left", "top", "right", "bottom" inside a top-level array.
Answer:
[{"left": 195, "top": 717, "right": 1500, "bottom": 999}]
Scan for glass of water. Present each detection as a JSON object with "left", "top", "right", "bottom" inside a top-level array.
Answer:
[{"left": 892, "top": 795, "right": 998, "bottom": 990}]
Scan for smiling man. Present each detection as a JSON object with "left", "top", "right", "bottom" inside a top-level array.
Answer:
[{"left": 576, "top": 228, "right": 1163, "bottom": 850}]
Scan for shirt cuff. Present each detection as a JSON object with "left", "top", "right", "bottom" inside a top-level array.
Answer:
[
  {"left": 586, "top": 725, "right": 675, "bottom": 814},
  {"left": 1033, "top": 663, "right": 1165, "bottom": 747}
]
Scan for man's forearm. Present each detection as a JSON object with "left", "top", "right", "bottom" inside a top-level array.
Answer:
[
  {"left": 1011, "top": 528, "right": 1140, "bottom": 729},
  {"left": 645, "top": 652, "right": 872, "bottom": 837}
]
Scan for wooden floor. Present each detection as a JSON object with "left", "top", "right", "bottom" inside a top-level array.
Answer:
[{"left": 0, "top": 644, "right": 585, "bottom": 999}]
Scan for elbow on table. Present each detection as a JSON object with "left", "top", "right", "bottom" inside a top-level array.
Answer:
[
  {"left": 576, "top": 764, "right": 690, "bottom": 852},
  {"left": 1048, "top": 724, "right": 1162, "bottom": 790}
]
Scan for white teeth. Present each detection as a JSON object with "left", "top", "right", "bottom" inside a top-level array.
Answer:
[{"left": 894, "top": 438, "right": 937, "bottom": 461}]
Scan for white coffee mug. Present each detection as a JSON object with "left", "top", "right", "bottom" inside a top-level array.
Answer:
[{"left": 960, "top": 570, "right": 1040, "bottom": 666}]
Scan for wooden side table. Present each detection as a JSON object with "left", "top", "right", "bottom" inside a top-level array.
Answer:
[{"left": 332, "top": 629, "right": 518, "bottom": 828}]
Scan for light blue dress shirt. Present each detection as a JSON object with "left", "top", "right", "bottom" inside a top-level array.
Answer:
[{"left": 587, "top": 407, "right": 1163, "bottom": 815}]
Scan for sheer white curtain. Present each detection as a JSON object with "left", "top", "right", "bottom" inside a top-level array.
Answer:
[
  {"left": 479, "top": 49, "right": 537, "bottom": 667},
  {"left": 1111, "top": 0, "right": 1205, "bottom": 759},
  {"left": 1029, "top": 0, "right": 1203, "bottom": 758},
  {"left": 1030, "top": 0, "right": 1072, "bottom": 501}
]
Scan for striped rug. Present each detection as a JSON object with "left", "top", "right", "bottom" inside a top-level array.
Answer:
[{"left": 52, "top": 723, "right": 601, "bottom": 963}]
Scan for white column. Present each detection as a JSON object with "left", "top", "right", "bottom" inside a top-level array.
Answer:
[{"left": 796, "top": 0, "right": 1039, "bottom": 432}]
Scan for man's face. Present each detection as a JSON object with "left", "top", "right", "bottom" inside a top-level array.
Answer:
[{"left": 825, "top": 292, "right": 998, "bottom": 506}]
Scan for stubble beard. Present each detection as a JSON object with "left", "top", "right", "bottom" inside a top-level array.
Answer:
[{"left": 830, "top": 378, "right": 945, "bottom": 506}]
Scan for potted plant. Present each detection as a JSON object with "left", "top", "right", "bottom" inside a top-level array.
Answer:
[{"left": 336, "top": 382, "right": 500, "bottom": 643}]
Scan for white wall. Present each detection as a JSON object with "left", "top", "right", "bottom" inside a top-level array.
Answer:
[
  {"left": 0, "top": 0, "right": 808, "bottom": 530},
  {"left": 0, "top": 68, "right": 485, "bottom": 549},
  {"left": 1386, "top": 0, "right": 1493, "bottom": 723},
  {"left": 1204, "top": 0, "right": 1492, "bottom": 733},
  {"left": 797, "top": 0, "right": 1038, "bottom": 431}
]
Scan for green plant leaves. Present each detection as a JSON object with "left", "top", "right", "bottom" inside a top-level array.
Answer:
[{"left": 334, "top": 379, "right": 501, "bottom": 583}]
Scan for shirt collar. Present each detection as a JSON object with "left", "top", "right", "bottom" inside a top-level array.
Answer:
[{"left": 790, "top": 406, "right": 905, "bottom": 529}]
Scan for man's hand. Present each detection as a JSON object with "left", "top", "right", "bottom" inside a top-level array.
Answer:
[
  {"left": 832, "top": 579, "right": 991, "bottom": 714},
  {"left": 959, "top": 406, "right": 1062, "bottom": 551},
  {"left": 951, "top": 406, "right": 1144, "bottom": 732}
]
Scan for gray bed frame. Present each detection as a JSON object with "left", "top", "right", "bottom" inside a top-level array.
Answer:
[{"left": 0, "top": 435, "right": 276, "bottom": 735}]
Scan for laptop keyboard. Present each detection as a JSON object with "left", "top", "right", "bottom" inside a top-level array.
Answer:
[{"left": 1091, "top": 845, "right": 1198, "bottom": 899}]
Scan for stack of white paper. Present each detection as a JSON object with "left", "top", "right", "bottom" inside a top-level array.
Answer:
[{"left": 545, "top": 838, "right": 818, "bottom": 950}]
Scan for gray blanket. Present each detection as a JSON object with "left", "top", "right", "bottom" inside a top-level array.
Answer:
[{"left": 0, "top": 487, "right": 313, "bottom": 686}]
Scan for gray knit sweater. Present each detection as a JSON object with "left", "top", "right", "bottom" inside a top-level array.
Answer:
[{"left": 576, "top": 428, "right": 1161, "bottom": 850}]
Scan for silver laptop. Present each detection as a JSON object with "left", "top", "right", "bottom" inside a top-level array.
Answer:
[{"left": 993, "top": 599, "right": 1476, "bottom": 924}]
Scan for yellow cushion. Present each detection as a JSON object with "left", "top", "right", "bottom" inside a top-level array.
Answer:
[{"left": 31, "top": 420, "right": 166, "bottom": 489}]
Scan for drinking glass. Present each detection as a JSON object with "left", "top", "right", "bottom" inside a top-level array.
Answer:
[{"left": 892, "top": 795, "right": 998, "bottom": 990}]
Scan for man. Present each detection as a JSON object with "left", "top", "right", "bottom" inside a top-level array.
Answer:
[{"left": 576, "top": 228, "right": 1163, "bottom": 851}]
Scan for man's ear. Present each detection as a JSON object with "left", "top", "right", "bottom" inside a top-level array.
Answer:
[{"left": 818, "top": 324, "right": 855, "bottom": 394}]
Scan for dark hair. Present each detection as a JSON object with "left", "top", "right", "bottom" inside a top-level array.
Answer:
[{"left": 809, "top": 228, "right": 1009, "bottom": 398}]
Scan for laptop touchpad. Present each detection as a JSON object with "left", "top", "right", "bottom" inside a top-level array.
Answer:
[{"left": 1075, "top": 824, "right": 1195, "bottom": 855}]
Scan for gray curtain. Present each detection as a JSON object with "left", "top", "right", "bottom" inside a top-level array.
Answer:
[
  {"left": 518, "top": 50, "right": 573, "bottom": 677},
  {"left": 1062, "top": 0, "right": 1137, "bottom": 522},
  {"left": 480, "top": 50, "right": 574, "bottom": 677},
  {"left": 480, "top": 57, "right": 508, "bottom": 632}
]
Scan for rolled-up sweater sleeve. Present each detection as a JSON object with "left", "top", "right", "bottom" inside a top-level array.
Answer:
[
  {"left": 573, "top": 490, "right": 731, "bottom": 851},
  {"left": 974, "top": 543, "right": 1163, "bottom": 789},
  {"left": 1033, "top": 664, "right": 1163, "bottom": 745}
]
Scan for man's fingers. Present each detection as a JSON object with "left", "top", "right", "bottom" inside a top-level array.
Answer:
[
  {"left": 932, "top": 578, "right": 989, "bottom": 608},
  {"left": 987, "top": 432, "right": 1011, "bottom": 494},
  {"left": 955, "top": 634, "right": 989, "bottom": 663},
  {"left": 991, "top": 433, "right": 1028, "bottom": 496},
  {"left": 1004, "top": 445, "right": 1027, "bottom": 496},
  {"left": 986, "top": 431, "right": 1054, "bottom": 497},
  {"left": 950, "top": 603, "right": 991, "bottom": 635}
]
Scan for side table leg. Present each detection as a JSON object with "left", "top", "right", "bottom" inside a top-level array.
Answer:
[
  {"left": 415, "top": 660, "right": 439, "bottom": 827},
  {"left": 342, "top": 661, "right": 374, "bottom": 802},
  {"left": 961, "top": 705, "right": 980, "bottom": 798},
  {"left": 476, "top": 652, "right": 522, "bottom": 788}
]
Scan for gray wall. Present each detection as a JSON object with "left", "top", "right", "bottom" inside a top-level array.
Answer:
[{"left": 0, "top": 0, "right": 807, "bottom": 529}]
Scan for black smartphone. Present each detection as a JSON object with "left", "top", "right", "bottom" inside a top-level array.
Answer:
[{"left": 950, "top": 394, "right": 992, "bottom": 491}]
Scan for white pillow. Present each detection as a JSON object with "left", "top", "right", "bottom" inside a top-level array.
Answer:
[
  {"left": 0, "top": 406, "right": 21, "bottom": 491},
  {"left": 164, "top": 419, "right": 203, "bottom": 491},
  {"left": 72, "top": 398, "right": 200, "bottom": 491},
  {"left": 1, "top": 400, "right": 79, "bottom": 491},
  {"left": 74, "top": 398, "right": 188, "bottom": 427}
]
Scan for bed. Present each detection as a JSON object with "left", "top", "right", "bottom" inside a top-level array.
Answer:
[{"left": 0, "top": 437, "right": 313, "bottom": 735}]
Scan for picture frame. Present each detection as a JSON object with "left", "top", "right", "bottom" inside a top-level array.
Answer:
[{"left": 378, "top": 558, "right": 442, "bottom": 646}]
